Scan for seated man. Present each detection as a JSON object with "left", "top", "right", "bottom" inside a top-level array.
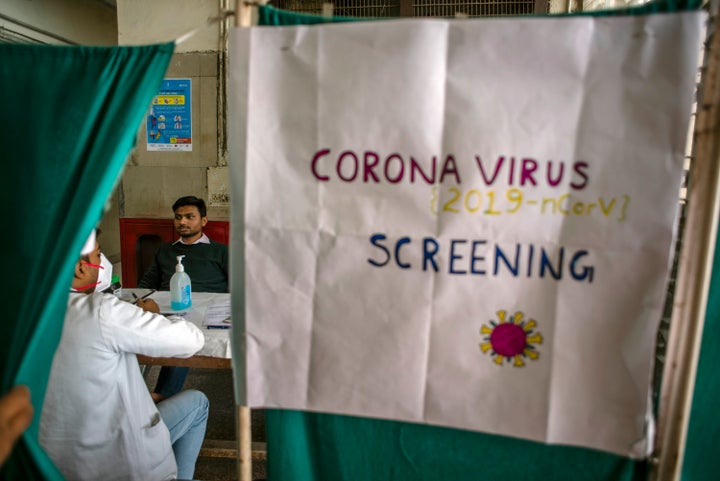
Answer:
[
  {"left": 139, "top": 195, "right": 228, "bottom": 293},
  {"left": 40, "top": 232, "right": 209, "bottom": 481},
  {"left": 139, "top": 195, "right": 229, "bottom": 402}
]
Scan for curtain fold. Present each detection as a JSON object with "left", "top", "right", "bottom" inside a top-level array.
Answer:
[
  {"left": 682, "top": 222, "right": 720, "bottom": 479},
  {"left": 0, "top": 42, "right": 173, "bottom": 480}
]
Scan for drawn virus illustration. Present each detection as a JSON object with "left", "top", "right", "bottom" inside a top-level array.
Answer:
[{"left": 479, "top": 310, "right": 543, "bottom": 367}]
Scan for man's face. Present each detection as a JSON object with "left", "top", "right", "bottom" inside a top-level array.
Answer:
[
  {"left": 174, "top": 205, "right": 207, "bottom": 239},
  {"left": 79, "top": 241, "right": 102, "bottom": 288}
]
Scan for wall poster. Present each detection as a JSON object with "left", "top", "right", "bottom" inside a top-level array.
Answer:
[{"left": 146, "top": 78, "right": 192, "bottom": 151}]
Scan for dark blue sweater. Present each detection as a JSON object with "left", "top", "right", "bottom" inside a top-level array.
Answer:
[{"left": 138, "top": 240, "right": 229, "bottom": 293}]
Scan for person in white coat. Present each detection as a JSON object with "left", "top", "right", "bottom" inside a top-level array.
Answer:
[{"left": 40, "top": 235, "right": 209, "bottom": 481}]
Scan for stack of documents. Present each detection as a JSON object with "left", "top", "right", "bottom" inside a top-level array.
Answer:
[{"left": 203, "top": 300, "right": 231, "bottom": 329}]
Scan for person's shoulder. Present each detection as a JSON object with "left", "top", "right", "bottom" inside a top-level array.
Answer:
[
  {"left": 95, "top": 292, "right": 145, "bottom": 317},
  {"left": 207, "top": 238, "right": 227, "bottom": 248},
  {"left": 67, "top": 292, "right": 120, "bottom": 321},
  {"left": 68, "top": 291, "right": 111, "bottom": 306},
  {"left": 209, "top": 240, "right": 228, "bottom": 256},
  {"left": 96, "top": 292, "right": 130, "bottom": 311},
  {"left": 67, "top": 292, "right": 92, "bottom": 312}
]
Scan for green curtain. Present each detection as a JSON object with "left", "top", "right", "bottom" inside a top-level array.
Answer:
[
  {"left": 0, "top": 43, "right": 173, "bottom": 480},
  {"left": 258, "top": 1, "right": 701, "bottom": 479},
  {"left": 682, "top": 232, "right": 720, "bottom": 476}
]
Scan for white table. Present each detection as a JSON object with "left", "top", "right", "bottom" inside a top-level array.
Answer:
[{"left": 121, "top": 289, "right": 232, "bottom": 364}]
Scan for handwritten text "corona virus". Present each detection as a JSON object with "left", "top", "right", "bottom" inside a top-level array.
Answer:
[{"left": 311, "top": 149, "right": 590, "bottom": 190}]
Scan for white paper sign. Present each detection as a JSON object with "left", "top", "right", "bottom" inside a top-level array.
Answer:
[{"left": 229, "top": 11, "right": 704, "bottom": 457}]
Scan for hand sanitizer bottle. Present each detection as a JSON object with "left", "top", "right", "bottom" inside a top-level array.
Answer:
[{"left": 170, "top": 255, "right": 192, "bottom": 310}]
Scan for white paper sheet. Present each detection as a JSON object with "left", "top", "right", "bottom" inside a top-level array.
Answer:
[
  {"left": 229, "top": 11, "right": 705, "bottom": 457},
  {"left": 203, "top": 300, "right": 232, "bottom": 329}
]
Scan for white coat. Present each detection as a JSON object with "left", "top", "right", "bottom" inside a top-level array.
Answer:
[{"left": 40, "top": 292, "right": 204, "bottom": 481}]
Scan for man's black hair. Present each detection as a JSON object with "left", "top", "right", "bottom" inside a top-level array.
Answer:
[{"left": 173, "top": 196, "right": 207, "bottom": 217}]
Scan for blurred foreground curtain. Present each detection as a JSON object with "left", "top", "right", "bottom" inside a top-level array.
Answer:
[
  {"left": 683, "top": 221, "right": 720, "bottom": 477},
  {"left": 257, "top": 0, "right": 700, "bottom": 480},
  {"left": 0, "top": 43, "right": 173, "bottom": 480}
]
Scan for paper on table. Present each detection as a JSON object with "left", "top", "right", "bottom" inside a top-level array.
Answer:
[{"left": 203, "top": 300, "right": 232, "bottom": 328}]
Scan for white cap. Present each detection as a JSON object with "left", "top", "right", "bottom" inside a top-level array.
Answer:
[{"left": 80, "top": 230, "right": 96, "bottom": 256}]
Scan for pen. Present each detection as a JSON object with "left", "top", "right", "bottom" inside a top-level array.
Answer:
[{"left": 132, "top": 290, "right": 156, "bottom": 304}]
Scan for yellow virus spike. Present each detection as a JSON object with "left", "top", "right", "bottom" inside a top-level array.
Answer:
[
  {"left": 526, "top": 334, "right": 543, "bottom": 344},
  {"left": 481, "top": 325, "right": 493, "bottom": 335},
  {"left": 513, "top": 311, "right": 524, "bottom": 324},
  {"left": 480, "top": 342, "right": 493, "bottom": 353},
  {"left": 494, "top": 355, "right": 505, "bottom": 365},
  {"left": 523, "top": 319, "right": 536, "bottom": 331},
  {"left": 496, "top": 310, "right": 507, "bottom": 323},
  {"left": 524, "top": 348, "right": 539, "bottom": 360},
  {"left": 513, "top": 355, "right": 525, "bottom": 367}
]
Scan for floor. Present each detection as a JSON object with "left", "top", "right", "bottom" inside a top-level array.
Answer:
[{"left": 144, "top": 366, "right": 267, "bottom": 481}]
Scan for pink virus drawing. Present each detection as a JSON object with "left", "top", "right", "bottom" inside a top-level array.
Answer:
[{"left": 479, "top": 310, "right": 543, "bottom": 367}]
